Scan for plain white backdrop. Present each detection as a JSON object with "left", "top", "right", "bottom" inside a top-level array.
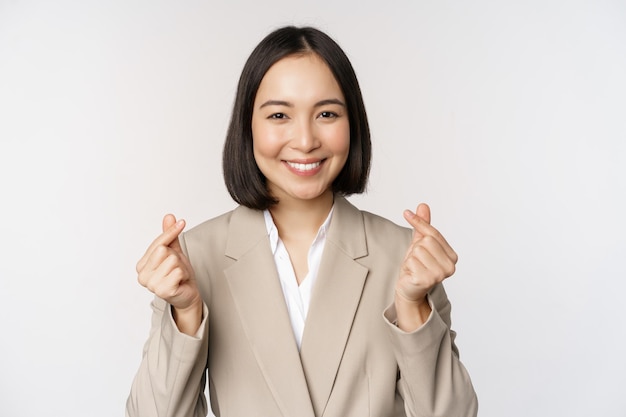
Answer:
[{"left": 1, "top": 1, "right": 625, "bottom": 416}]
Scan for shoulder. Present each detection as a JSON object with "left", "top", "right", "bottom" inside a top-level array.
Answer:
[
  {"left": 336, "top": 196, "right": 412, "bottom": 251},
  {"left": 361, "top": 209, "right": 413, "bottom": 250},
  {"left": 340, "top": 196, "right": 412, "bottom": 241},
  {"left": 181, "top": 204, "right": 266, "bottom": 255},
  {"left": 361, "top": 210, "right": 411, "bottom": 237},
  {"left": 184, "top": 209, "right": 236, "bottom": 243}
]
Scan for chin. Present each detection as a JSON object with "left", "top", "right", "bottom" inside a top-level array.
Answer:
[
  {"left": 271, "top": 183, "right": 334, "bottom": 204},
  {"left": 288, "top": 188, "right": 331, "bottom": 202}
]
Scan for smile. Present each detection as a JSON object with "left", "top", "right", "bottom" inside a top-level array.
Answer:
[{"left": 286, "top": 161, "right": 322, "bottom": 171}]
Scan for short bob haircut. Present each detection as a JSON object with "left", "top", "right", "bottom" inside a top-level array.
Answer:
[{"left": 223, "top": 26, "right": 371, "bottom": 210}]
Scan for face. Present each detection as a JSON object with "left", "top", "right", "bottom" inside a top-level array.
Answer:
[{"left": 251, "top": 53, "right": 350, "bottom": 206}]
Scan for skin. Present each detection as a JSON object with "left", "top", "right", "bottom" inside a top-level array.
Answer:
[
  {"left": 396, "top": 204, "right": 458, "bottom": 331},
  {"left": 251, "top": 53, "right": 350, "bottom": 284},
  {"left": 136, "top": 215, "right": 202, "bottom": 335},
  {"left": 136, "top": 53, "right": 458, "bottom": 335}
]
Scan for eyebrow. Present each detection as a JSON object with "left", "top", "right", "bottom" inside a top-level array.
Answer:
[{"left": 259, "top": 98, "right": 346, "bottom": 109}]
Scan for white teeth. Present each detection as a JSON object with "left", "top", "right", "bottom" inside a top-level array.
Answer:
[{"left": 287, "top": 161, "right": 321, "bottom": 171}]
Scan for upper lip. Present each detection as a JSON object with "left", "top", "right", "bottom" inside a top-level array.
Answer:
[{"left": 283, "top": 158, "right": 325, "bottom": 164}]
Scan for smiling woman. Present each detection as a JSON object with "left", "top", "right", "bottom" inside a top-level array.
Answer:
[
  {"left": 126, "top": 26, "right": 478, "bottom": 417},
  {"left": 251, "top": 54, "right": 350, "bottom": 208},
  {"left": 222, "top": 27, "right": 371, "bottom": 212}
]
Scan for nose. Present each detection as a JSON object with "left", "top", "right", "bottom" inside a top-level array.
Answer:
[{"left": 290, "top": 119, "right": 320, "bottom": 153}]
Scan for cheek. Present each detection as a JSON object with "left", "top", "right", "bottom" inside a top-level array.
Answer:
[
  {"left": 328, "top": 121, "right": 350, "bottom": 157},
  {"left": 251, "top": 122, "right": 275, "bottom": 158}
]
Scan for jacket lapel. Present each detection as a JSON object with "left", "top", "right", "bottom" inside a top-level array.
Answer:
[
  {"left": 224, "top": 206, "right": 315, "bottom": 417},
  {"left": 299, "top": 196, "right": 369, "bottom": 416}
]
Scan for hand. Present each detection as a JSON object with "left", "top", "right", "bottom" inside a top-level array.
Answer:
[
  {"left": 136, "top": 214, "right": 202, "bottom": 334},
  {"left": 395, "top": 204, "right": 458, "bottom": 330}
]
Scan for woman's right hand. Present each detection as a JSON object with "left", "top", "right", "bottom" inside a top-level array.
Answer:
[{"left": 136, "top": 214, "right": 202, "bottom": 335}]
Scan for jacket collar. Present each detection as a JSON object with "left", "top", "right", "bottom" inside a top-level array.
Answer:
[
  {"left": 223, "top": 195, "right": 369, "bottom": 417},
  {"left": 224, "top": 195, "right": 367, "bottom": 260}
]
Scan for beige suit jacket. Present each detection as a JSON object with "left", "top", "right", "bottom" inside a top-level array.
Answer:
[{"left": 127, "top": 196, "right": 477, "bottom": 417}]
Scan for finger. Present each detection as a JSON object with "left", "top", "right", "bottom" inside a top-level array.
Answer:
[
  {"left": 415, "top": 203, "right": 431, "bottom": 224},
  {"left": 403, "top": 209, "right": 428, "bottom": 240},
  {"left": 137, "top": 245, "right": 174, "bottom": 286},
  {"left": 164, "top": 215, "right": 185, "bottom": 253},
  {"left": 142, "top": 252, "right": 185, "bottom": 292},
  {"left": 156, "top": 215, "right": 185, "bottom": 251},
  {"left": 153, "top": 263, "right": 198, "bottom": 309},
  {"left": 153, "top": 253, "right": 187, "bottom": 284},
  {"left": 402, "top": 250, "right": 449, "bottom": 292},
  {"left": 411, "top": 236, "right": 457, "bottom": 277},
  {"left": 405, "top": 203, "right": 430, "bottom": 241},
  {"left": 143, "top": 245, "right": 180, "bottom": 275},
  {"left": 146, "top": 267, "right": 183, "bottom": 300},
  {"left": 162, "top": 214, "right": 177, "bottom": 232},
  {"left": 403, "top": 210, "right": 458, "bottom": 262},
  {"left": 136, "top": 216, "right": 185, "bottom": 272}
]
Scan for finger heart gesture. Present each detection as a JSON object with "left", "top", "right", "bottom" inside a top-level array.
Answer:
[
  {"left": 136, "top": 214, "right": 200, "bottom": 312},
  {"left": 396, "top": 203, "right": 458, "bottom": 305}
]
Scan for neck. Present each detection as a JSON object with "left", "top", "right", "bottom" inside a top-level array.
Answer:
[{"left": 268, "top": 190, "right": 334, "bottom": 239}]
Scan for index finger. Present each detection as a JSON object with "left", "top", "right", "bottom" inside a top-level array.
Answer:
[
  {"left": 407, "top": 203, "right": 431, "bottom": 241},
  {"left": 162, "top": 214, "right": 185, "bottom": 252}
]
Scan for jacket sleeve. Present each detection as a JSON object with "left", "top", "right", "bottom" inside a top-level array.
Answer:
[
  {"left": 126, "top": 296, "right": 209, "bottom": 417},
  {"left": 383, "top": 283, "right": 478, "bottom": 417}
]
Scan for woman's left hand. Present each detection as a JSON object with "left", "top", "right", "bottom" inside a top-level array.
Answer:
[{"left": 395, "top": 203, "right": 458, "bottom": 330}]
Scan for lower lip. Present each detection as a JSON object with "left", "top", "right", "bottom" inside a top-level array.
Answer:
[{"left": 283, "top": 160, "right": 325, "bottom": 177}]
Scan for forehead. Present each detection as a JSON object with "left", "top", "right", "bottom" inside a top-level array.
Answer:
[{"left": 254, "top": 53, "right": 344, "bottom": 103}]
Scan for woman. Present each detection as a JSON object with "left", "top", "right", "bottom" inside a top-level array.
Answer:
[{"left": 127, "top": 26, "right": 477, "bottom": 417}]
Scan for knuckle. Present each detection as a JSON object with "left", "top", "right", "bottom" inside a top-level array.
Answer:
[
  {"left": 145, "top": 280, "right": 157, "bottom": 294},
  {"left": 412, "top": 245, "right": 424, "bottom": 257},
  {"left": 422, "top": 235, "right": 435, "bottom": 244},
  {"left": 451, "top": 251, "right": 459, "bottom": 264},
  {"left": 137, "top": 273, "right": 147, "bottom": 287},
  {"left": 154, "top": 245, "right": 169, "bottom": 258},
  {"left": 152, "top": 284, "right": 172, "bottom": 300},
  {"left": 165, "top": 253, "right": 182, "bottom": 269},
  {"left": 159, "top": 284, "right": 179, "bottom": 300},
  {"left": 171, "top": 266, "right": 185, "bottom": 281}
]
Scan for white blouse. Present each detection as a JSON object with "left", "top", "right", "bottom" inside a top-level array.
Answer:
[{"left": 263, "top": 207, "right": 334, "bottom": 349}]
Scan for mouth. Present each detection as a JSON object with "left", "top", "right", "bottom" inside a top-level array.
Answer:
[
  {"left": 286, "top": 161, "right": 322, "bottom": 172},
  {"left": 283, "top": 159, "right": 326, "bottom": 176}
]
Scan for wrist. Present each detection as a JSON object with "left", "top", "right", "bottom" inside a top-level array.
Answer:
[
  {"left": 172, "top": 300, "right": 203, "bottom": 336},
  {"left": 394, "top": 292, "right": 432, "bottom": 332}
]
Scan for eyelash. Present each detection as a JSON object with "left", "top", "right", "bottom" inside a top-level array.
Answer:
[
  {"left": 319, "top": 111, "right": 338, "bottom": 119},
  {"left": 268, "top": 111, "right": 339, "bottom": 120}
]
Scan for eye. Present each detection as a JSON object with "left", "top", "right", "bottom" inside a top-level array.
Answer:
[
  {"left": 319, "top": 111, "right": 338, "bottom": 119},
  {"left": 269, "top": 113, "right": 287, "bottom": 119}
]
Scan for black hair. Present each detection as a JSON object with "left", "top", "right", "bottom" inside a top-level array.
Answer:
[{"left": 223, "top": 26, "right": 371, "bottom": 210}]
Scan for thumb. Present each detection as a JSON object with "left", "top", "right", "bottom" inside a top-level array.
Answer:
[
  {"left": 162, "top": 214, "right": 177, "bottom": 232},
  {"left": 403, "top": 203, "right": 431, "bottom": 242},
  {"left": 415, "top": 203, "right": 431, "bottom": 224},
  {"left": 162, "top": 214, "right": 185, "bottom": 252}
]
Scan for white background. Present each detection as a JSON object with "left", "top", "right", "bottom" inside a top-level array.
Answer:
[{"left": 1, "top": 1, "right": 625, "bottom": 416}]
